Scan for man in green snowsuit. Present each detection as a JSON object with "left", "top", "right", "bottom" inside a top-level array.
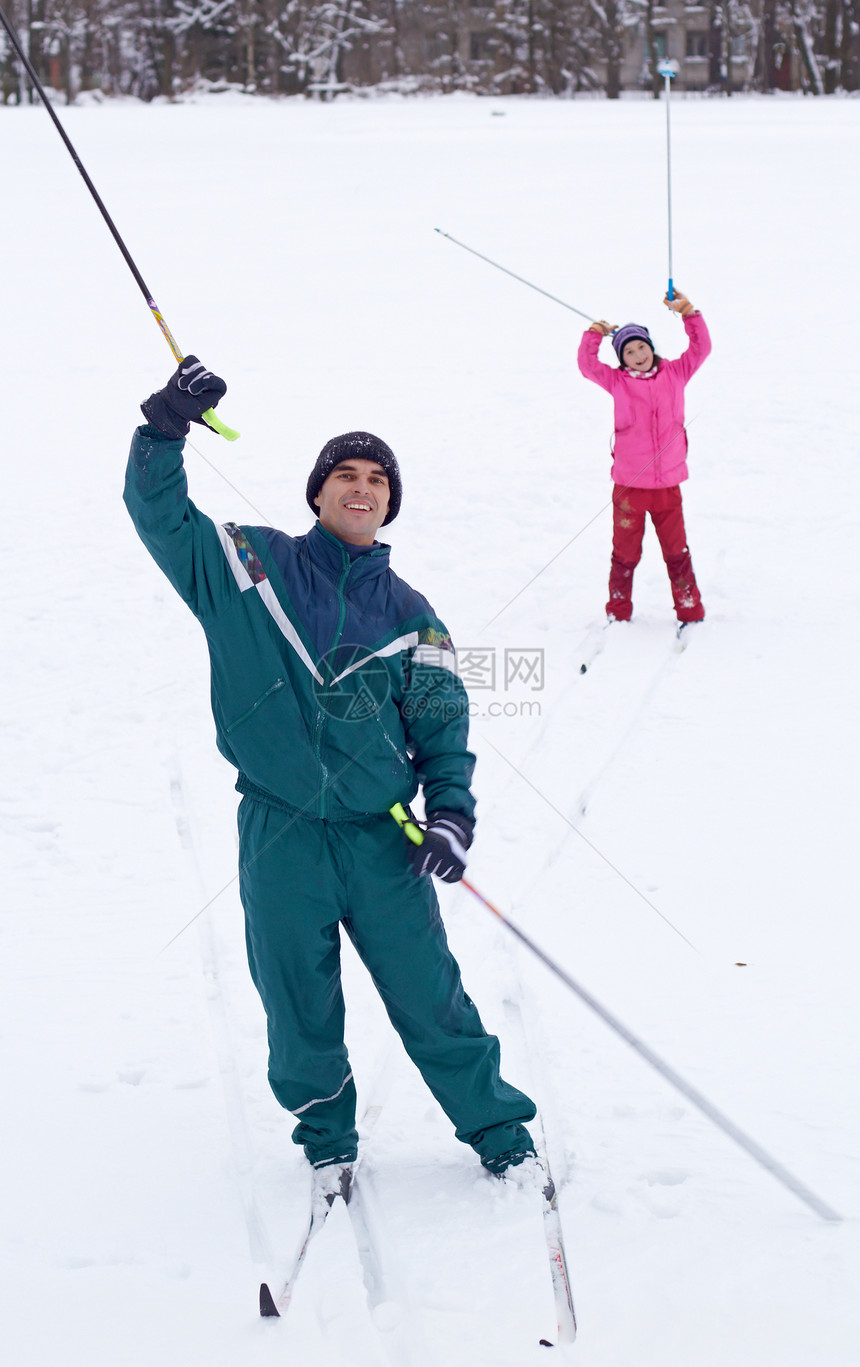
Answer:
[{"left": 124, "top": 357, "right": 536, "bottom": 1177}]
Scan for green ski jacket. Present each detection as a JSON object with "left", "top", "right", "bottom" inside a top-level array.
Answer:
[{"left": 124, "top": 426, "right": 476, "bottom": 823}]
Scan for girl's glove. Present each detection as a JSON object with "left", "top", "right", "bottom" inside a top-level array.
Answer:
[
  {"left": 589, "top": 320, "right": 617, "bottom": 335},
  {"left": 663, "top": 291, "right": 695, "bottom": 317},
  {"left": 141, "top": 357, "right": 227, "bottom": 439},
  {"left": 406, "top": 811, "right": 474, "bottom": 883}
]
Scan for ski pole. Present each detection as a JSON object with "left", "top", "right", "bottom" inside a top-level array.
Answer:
[
  {"left": 658, "top": 61, "right": 676, "bottom": 302},
  {"left": 434, "top": 230, "right": 597, "bottom": 323},
  {"left": 0, "top": 3, "right": 238, "bottom": 442},
  {"left": 389, "top": 804, "right": 841, "bottom": 1224}
]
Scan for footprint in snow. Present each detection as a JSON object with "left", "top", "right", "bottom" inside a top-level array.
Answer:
[{"left": 645, "top": 1169, "right": 689, "bottom": 1187}]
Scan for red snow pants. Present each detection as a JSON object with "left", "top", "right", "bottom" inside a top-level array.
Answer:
[{"left": 607, "top": 484, "right": 704, "bottom": 624}]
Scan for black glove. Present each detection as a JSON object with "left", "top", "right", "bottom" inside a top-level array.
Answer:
[
  {"left": 406, "top": 810, "right": 474, "bottom": 884},
  {"left": 141, "top": 356, "right": 227, "bottom": 439}
]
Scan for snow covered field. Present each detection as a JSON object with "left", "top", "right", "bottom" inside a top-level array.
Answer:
[{"left": 2, "top": 90, "right": 859, "bottom": 1365}]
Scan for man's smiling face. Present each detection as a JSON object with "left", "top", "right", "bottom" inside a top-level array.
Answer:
[{"left": 314, "top": 459, "right": 391, "bottom": 545}]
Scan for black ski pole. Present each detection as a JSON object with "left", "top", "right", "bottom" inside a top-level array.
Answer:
[
  {"left": 434, "top": 229, "right": 597, "bottom": 323},
  {"left": 390, "top": 804, "right": 842, "bottom": 1225},
  {"left": 0, "top": 3, "right": 237, "bottom": 441}
]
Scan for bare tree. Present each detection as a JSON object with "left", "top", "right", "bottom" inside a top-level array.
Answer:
[
  {"left": 643, "top": 0, "right": 662, "bottom": 97},
  {"left": 588, "top": 0, "right": 626, "bottom": 96},
  {"left": 790, "top": 0, "right": 824, "bottom": 88}
]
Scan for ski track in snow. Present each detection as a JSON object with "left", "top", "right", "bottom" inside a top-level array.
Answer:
[{"left": 1, "top": 93, "right": 859, "bottom": 1366}]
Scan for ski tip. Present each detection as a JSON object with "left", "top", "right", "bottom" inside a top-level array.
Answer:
[{"left": 259, "top": 1282, "right": 280, "bottom": 1318}]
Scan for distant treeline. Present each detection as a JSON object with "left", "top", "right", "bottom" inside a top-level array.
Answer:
[{"left": 1, "top": 0, "right": 858, "bottom": 102}]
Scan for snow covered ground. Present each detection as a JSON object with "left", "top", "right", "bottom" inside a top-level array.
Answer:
[{"left": 2, "top": 90, "right": 859, "bottom": 1365}]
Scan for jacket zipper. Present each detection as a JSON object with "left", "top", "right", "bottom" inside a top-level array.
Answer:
[
  {"left": 315, "top": 551, "right": 352, "bottom": 819},
  {"left": 224, "top": 678, "right": 286, "bottom": 734}
]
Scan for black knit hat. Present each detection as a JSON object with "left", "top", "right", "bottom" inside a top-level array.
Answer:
[{"left": 306, "top": 431, "right": 402, "bottom": 527}]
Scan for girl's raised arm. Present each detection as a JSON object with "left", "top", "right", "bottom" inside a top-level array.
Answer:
[
  {"left": 578, "top": 320, "right": 620, "bottom": 390},
  {"left": 665, "top": 293, "right": 711, "bottom": 381}
]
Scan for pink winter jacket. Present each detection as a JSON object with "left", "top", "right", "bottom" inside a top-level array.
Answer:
[{"left": 577, "top": 313, "right": 711, "bottom": 489}]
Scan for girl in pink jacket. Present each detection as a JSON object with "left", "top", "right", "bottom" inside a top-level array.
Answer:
[{"left": 577, "top": 290, "right": 711, "bottom": 626}]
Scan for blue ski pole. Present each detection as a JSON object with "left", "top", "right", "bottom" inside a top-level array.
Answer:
[{"left": 658, "top": 61, "right": 677, "bottom": 302}]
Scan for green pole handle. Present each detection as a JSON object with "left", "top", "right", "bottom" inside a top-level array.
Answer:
[
  {"left": 202, "top": 407, "right": 240, "bottom": 442},
  {"left": 390, "top": 803, "right": 424, "bottom": 846}
]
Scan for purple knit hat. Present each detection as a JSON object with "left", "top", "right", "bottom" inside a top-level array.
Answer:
[{"left": 612, "top": 324, "right": 654, "bottom": 363}]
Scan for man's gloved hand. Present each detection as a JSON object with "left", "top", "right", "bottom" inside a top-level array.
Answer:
[
  {"left": 141, "top": 356, "right": 227, "bottom": 439},
  {"left": 406, "top": 811, "right": 474, "bottom": 884}
]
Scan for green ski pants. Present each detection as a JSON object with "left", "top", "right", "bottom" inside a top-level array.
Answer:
[{"left": 237, "top": 797, "right": 536, "bottom": 1168}]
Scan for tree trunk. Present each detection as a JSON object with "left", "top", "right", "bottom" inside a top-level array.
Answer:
[
  {"left": 708, "top": 0, "right": 723, "bottom": 89},
  {"left": 605, "top": 0, "right": 622, "bottom": 99},
  {"left": 526, "top": 0, "right": 537, "bottom": 93},
  {"left": 645, "top": 0, "right": 661, "bottom": 98},
  {"left": 792, "top": 2, "right": 824, "bottom": 92},
  {"left": 759, "top": 0, "right": 778, "bottom": 89},
  {"left": 325, "top": 0, "right": 354, "bottom": 99},
  {"left": 724, "top": 1, "right": 733, "bottom": 95},
  {"left": 245, "top": 0, "right": 255, "bottom": 87},
  {"left": 24, "top": 0, "right": 35, "bottom": 103},
  {"left": 387, "top": 0, "right": 402, "bottom": 83},
  {"left": 842, "top": 0, "right": 860, "bottom": 90},
  {"left": 162, "top": 27, "right": 175, "bottom": 99},
  {"left": 64, "top": 36, "right": 74, "bottom": 104},
  {"left": 823, "top": 0, "right": 839, "bottom": 91},
  {"left": 79, "top": 2, "right": 94, "bottom": 94}
]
